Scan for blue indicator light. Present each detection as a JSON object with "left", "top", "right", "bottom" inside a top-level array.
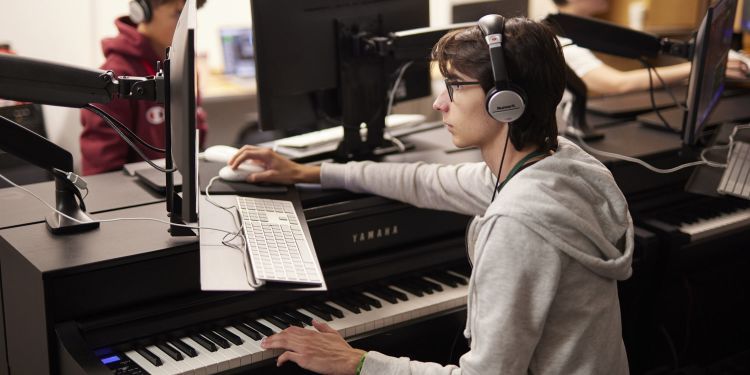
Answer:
[{"left": 101, "top": 355, "right": 121, "bottom": 365}]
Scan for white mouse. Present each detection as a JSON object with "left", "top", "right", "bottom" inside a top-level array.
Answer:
[
  {"left": 204, "top": 145, "right": 239, "bottom": 164},
  {"left": 218, "top": 163, "right": 264, "bottom": 182}
]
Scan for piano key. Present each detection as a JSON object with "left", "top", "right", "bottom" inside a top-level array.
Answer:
[
  {"left": 356, "top": 292, "right": 382, "bottom": 308},
  {"left": 345, "top": 294, "right": 371, "bottom": 311},
  {"left": 202, "top": 331, "right": 231, "bottom": 349},
  {"left": 233, "top": 323, "right": 262, "bottom": 341},
  {"left": 255, "top": 318, "right": 283, "bottom": 334},
  {"left": 182, "top": 337, "right": 222, "bottom": 374},
  {"left": 162, "top": 341, "right": 206, "bottom": 375},
  {"left": 425, "top": 272, "right": 458, "bottom": 288},
  {"left": 144, "top": 345, "right": 185, "bottom": 374},
  {"left": 135, "top": 347, "right": 163, "bottom": 367},
  {"left": 679, "top": 206, "right": 750, "bottom": 241},
  {"left": 214, "top": 327, "right": 244, "bottom": 346},
  {"left": 125, "top": 349, "right": 170, "bottom": 375},
  {"left": 314, "top": 302, "right": 344, "bottom": 319},
  {"left": 263, "top": 315, "right": 290, "bottom": 330},
  {"left": 392, "top": 280, "right": 424, "bottom": 297},
  {"left": 366, "top": 287, "right": 399, "bottom": 304},
  {"left": 287, "top": 309, "right": 314, "bottom": 325},
  {"left": 450, "top": 266, "right": 471, "bottom": 278},
  {"left": 408, "top": 278, "right": 436, "bottom": 294},
  {"left": 302, "top": 305, "right": 333, "bottom": 321},
  {"left": 223, "top": 326, "right": 268, "bottom": 364},
  {"left": 417, "top": 277, "right": 443, "bottom": 292},
  {"left": 189, "top": 334, "right": 217, "bottom": 352},
  {"left": 331, "top": 297, "right": 361, "bottom": 313},
  {"left": 170, "top": 339, "right": 198, "bottom": 358},
  {"left": 244, "top": 319, "right": 275, "bottom": 337},
  {"left": 156, "top": 342, "right": 184, "bottom": 361},
  {"left": 273, "top": 312, "right": 304, "bottom": 327}
]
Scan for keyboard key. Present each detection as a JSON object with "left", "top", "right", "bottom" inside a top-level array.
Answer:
[
  {"left": 331, "top": 297, "right": 361, "bottom": 314},
  {"left": 135, "top": 347, "right": 162, "bottom": 367},
  {"left": 169, "top": 339, "right": 197, "bottom": 358},
  {"left": 190, "top": 334, "right": 217, "bottom": 352},
  {"left": 234, "top": 323, "right": 262, "bottom": 341},
  {"left": 366, "top": 287, "right": 399, "bottom": 304},
  {"left": 245, "top": 320, "right": 275, "bottom": 336},
  {"left": 155, "top": 342, "right": 183, "bottom": 361},
  {"left": 203, "top": 331, "right": 231, "bottom": 349},
  {"left": 356, "top": 292, "right": 382, "bottom": 308},
  {"left": 215, "top": 327, "right": 244, "bottom": 346},
  {"left": 287, "top": 310, "right": 314, "bottom": 325},
  {"left": 314, "top": 302, "right": 344, "bottom": 319},
  {"left": 263, "top": 315, "right": 290, "bottom": 330},
  {"left": 302, "top": 305, "right": 333, "bottom": 322}
]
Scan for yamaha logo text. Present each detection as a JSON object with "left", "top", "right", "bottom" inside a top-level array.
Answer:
[{"left": 352, "top": 225, "right": 399, "bottom": 243}]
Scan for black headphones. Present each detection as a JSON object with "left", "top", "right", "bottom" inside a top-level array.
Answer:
[
  {"left": 478, "top": 14, "right": 527, "bottom": 124},
  {"left": 129, "top": 0, "right": 153, "bottom": 24}
]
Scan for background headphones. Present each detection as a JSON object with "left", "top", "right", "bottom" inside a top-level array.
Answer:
[
  {"left": 129, "top": 0, "right": 153, "bottom": 24},
  {"left": 478, "top": 14, "right": 527, "bottom": 124}
]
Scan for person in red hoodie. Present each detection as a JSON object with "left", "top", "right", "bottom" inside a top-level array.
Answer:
[{"left": 80, "top": 0, "right": 208, "bottom": 175}]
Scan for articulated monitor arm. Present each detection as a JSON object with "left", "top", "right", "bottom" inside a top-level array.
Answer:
[{"left": 0, "top": 53, "right": 166, "bottom": 234}]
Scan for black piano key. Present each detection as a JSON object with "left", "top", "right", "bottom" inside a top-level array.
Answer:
[
  {"left": 315, "top": 302, "right": 344, "bottom": 319},
  {"left": 203, "top": 331, "right": 231, "bottom": 349},
  {"left": 451, "top": 266, "right": 471, "bottom": 278},
  {"left": 438, "top": 270, "right": 467, "bottom": 286},
  {"left": 303, "top": 305, "right": 333, "bottom": 322},
  {"left": 418, "top": 277, "right": 443, "bottom": 292},
  {"left": 272, "top": 312, "right": 303, "bottom": 328},
  {"left": 215, "top": 327, "right": 244, "bottom": 346},
  {"left": 156, "top": 342, "right": 183, "bottom": 361},
  {"left": 169, "top": 339, "right": 197, "bottom": 358},
  {"left": 408, "top": 278, "right": 435, "bottom": 294},
  {"left": 281, "top": 312, "right": 307, "bottom": 326},
  {"left": 426, "top": 272, "right": 458, "bottom": 288},
  {"left": 383, "top": 285, "right": 409, "bottom": 301},
  {"left": 245, "top": 320, "right": 276, "bottom": 336},
  {"left": 393, "top": 280, "right": 424, "bottom": 297},
  {"left": 189, "top": 334, "right": 217, "bottom": 352},
  {"left": 234, "top": 323, "right": 262, "bottom": 341},
  {"left": 135, "top": 347, "right": 163, "bottom": 367},
  {"left": 287, "top": 310, "right": 314, "bottom": 325},
  {"left": 357, "top": 292, "right": 382, "bottom": 308},
  {"left": 264, "top": 315, "right": 290, "bottom": 330},
  {"left": 366, "top": 287, "right": 398, "bottom": 304},
  {"left": 331, "top": 297, "right": 361, "bottom": 314},
  {"left": 345, "top": 294, "right": 372, "bottom": 311}
]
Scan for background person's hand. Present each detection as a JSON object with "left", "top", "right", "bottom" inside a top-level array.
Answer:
[
  {"left": 228, "top": 145, "right": 321, "bottom": 185},
  {"left": 260, "top": 320, "right": 366, "bottom": 375}
]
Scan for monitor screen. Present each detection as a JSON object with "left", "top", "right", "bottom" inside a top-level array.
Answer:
[
  {"left": 250, "top": 0, "right": 431, "bottom": 135},
  {"left": 683, "top": 0, "right": 737, "bottom": 145},
  {"left": 743, "top": 0, "right": 750, "bottom": 31},
  {"left": 168, "top": 0, "right": 198, "bottom": 223},
  {"left": 452, "top": 0, "right": 528, "bottom": 23},
  {"left": 221, "top": 28, "right": 255, "bottom": 77}
]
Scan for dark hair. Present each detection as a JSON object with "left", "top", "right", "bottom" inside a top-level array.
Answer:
[
  {"left": 553, "top": 0, "right": 568, "bottom": 5},
  {"left": 148, "top": 0, "right": 207, "bottom": 9},
  {"left": 432, "top": 18, "right": 566, "bottom": 152}
]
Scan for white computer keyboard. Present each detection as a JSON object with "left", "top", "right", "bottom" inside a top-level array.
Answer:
[
  {"left": 274, "top": 114, "right": 426, "bottom": 148},
  {"left": 718, "top": 141, "right": 750, "bottom": 200},
  {"left": 237, "top": 196, "right": 322, "bottom": 286}
]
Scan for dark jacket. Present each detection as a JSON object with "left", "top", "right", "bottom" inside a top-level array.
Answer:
[{"left": 80, "top": 17, "right": 207, "bottom": 175}]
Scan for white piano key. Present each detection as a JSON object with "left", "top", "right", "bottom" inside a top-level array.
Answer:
[
  {"left": 183, "top": 337, "right": 224, "bottom": 374},
  {"left": 145, "top": 345, "right": 184, "bottom": 375},
  {"left": 224, "top": 325, "right": 265, "bottom": 366},
  {"left": 125, "top": 349, "right": 171, "bottom": 375},
  {"left": 153, "top": 345, "right": 194, "bottom": 375},
  {"left": 169, "top": 344, "right": 206, "bottom": 375},
  {"left": 680, "top": 208, "right": 750, "bottom": 241}
]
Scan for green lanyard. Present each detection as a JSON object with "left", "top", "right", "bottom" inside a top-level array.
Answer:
[{"left": 496, "top": 150, "right": 547, "bottom": 193}]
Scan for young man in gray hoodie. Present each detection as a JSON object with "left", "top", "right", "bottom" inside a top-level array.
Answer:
[{"left": 229, "top": 16, "right": 633, "bottom": 375}]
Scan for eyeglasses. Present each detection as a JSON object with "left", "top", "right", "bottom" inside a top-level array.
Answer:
[{"left": 444, "top": 79, "right": 482, "bottom": 102}]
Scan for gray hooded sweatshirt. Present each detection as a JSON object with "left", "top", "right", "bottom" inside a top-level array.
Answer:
[{"left": 320, "top": 137, "right": 633, "bottom": 374}]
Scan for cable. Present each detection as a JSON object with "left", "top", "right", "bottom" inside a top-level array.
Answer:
[
  {"left": 491, "top": 132, "right": 511, "bottom": 203},
  {"left": 574, "top": 132, "right": 717, "bottom": 173},
  {"left": 86, "top": 104, "right": 166, "bottom": 153},
  {"left": 84, "top": 105, "right": 177, "bottom": 173},
  {"left": 382, "top": 61, "right": 414, "bottom": 152},
  {"left": 639, "top": 59, "right": 679, "bottom": 133}
]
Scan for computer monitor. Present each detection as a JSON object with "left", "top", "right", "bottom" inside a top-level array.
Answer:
[
  {"left": 250, "top": 0, "right": 431, "bottom": 139},
  {"left": 221, "top": 28, "right": 255, "bottom": 77},
  {"left": 452, "top": 0, "right": 528, "bottom": 23},
  {"left": 742, "top": 0, "right": 750, "bottom": 31},
  {"left": 683, "top": 0, "right": 737, "bottom": 146},
  {"left": 167, "top": 0, "right": 198, "bottom": 224}
]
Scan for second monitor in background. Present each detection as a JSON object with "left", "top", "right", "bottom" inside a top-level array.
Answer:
[{"left": 221, "top": 28, "right": 255, "bottom": 78}]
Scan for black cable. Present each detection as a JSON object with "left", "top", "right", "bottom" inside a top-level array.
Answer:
[
  {"left": 84, "top": 105, "right": 177, "bottom": 173},
  {"left": 86, "top": 104, "right": 166, "bottom": 153},
  {"left": 491, "top": 132, "right": 511, "bottom": 203},
  {"left": 639, "top": 59, "right": 679, "bottom": 133}
]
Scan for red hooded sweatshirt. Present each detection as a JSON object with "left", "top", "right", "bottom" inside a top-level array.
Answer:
[{"left": 80, "top": 17, "right": 207, "bottom": 175}]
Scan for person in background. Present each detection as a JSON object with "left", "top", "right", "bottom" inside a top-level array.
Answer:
[
  {"left": 80, "top": 0, "right": 208, "bottom": 175},
  {"left": 230, "top": 17, "right": 633, "bottom": 374},
  {"left": 552, "top": 0, "right": 748, "bottom": 95}
]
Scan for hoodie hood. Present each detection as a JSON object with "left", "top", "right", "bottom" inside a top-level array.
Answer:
[
  {"left": 488, "top": 136, "right": 633, "bottom": 281},
  {"left": 101, "top": 17, "right": 160, "bottom": 68}
]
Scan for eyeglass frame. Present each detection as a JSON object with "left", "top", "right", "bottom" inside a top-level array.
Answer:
[{"left": 444, "top": 79, "right": 482, "bottom": 102}]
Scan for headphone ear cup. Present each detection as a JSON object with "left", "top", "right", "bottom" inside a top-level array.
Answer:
[
  {"left": 486, "top": 87, "right": 526, "bottom": 123},
  {"left": 129, "top": 0, "right": 152, "bottom": 24}
]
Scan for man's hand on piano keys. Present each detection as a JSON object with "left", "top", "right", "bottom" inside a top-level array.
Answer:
[{"left": 261, "top": 319, "right": 366, "bottom": 375}]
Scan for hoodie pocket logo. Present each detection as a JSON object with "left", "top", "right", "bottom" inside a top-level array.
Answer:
[{"left": 146, "top": 106, "right": 165, "bottom": 125}]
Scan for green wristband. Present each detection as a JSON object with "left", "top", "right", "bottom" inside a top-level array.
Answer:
[{"left": 355, "top": 352, "right": 367, "bottom": 375}]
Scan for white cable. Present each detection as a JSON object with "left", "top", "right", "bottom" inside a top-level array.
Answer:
[
  {"left": 381, "top": 61, "right": 414, "bottom": 151},
  {"left": 574, "top": 132, "right": 719, "bottom": 174}
]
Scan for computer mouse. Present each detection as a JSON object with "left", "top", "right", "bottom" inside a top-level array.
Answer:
[
  {"left": 204, "top": 145, "right": 239, "bottom": 164},
  {"left": 218, "top": 163, "right": 264, "bottom": 182}
]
